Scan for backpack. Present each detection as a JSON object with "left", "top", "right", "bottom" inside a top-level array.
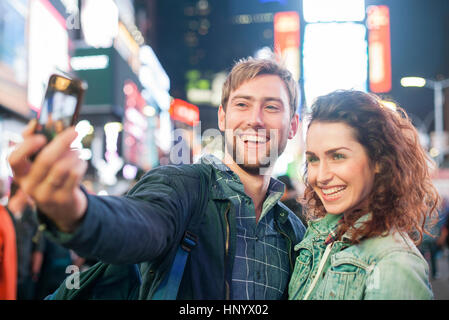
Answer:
[{"left": 46, "top": 163, "right": 212, "bottom": 300}]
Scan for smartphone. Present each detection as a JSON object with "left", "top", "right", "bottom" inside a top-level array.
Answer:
[{"left": 35, "top": 74, "right": 87, "bottom": 142}]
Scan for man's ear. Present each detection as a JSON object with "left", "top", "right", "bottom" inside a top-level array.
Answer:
[
  {"left": 218, "top": 105, "right": 226, "bottom": 132},
  {"left": 288, "top": 114, "right": 299, "bottom": 139}
]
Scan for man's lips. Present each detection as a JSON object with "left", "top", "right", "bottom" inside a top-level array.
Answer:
[{"left": 238, "top": 134, "right": 269, "bottom": 144}]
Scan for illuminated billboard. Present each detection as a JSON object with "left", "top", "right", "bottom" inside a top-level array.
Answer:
[
  {"left": 0, "top": 0, "right": 28, "bottom": 117},
  {"left": 303, "top": 22, "right": 368, "bottom": 106},
  {"left": 28, "top": 0, "right": 70, "bottom": 113},
  {"left": 367, "top": 5, "right": 392, "bottom": 93},
  {"left": 274, "top": 11, "right": 300, "bottom": 81},
  {"left": 170, "top": 99, "right": 199, "bottom": 127},
  {"left": 303, "top": 0, "right": 365, "bottom": 22}
]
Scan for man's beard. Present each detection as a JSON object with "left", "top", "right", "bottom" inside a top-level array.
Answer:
[{"left": 224, "top": 128, "right": 287, "bottom": 175}]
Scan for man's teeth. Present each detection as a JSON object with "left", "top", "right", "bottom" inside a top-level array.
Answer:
[
  {"left": 241, "top": 135, "right": 267, "bottom": 143},
  {"left": 322, "top": 186, "right": 346, "bottom": 195}
]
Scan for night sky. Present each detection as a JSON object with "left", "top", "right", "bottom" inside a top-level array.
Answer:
[{"left": 153, "top": 0, "right": 449, "bottom": 133}]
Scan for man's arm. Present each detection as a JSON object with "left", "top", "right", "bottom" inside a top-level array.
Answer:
[
  {"left": 9, "top": 121, "right": 198, "bottom": 264},
  {"left": 41, "top": 170, "right": 197, "bottom": 264},
  {"left": 8, "top": 121, "right": 87, "bottom": 233}
]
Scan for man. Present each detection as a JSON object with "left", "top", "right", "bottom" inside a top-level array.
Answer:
[{"left": 9, "top": 57, "right": 305, "bottom": 300}]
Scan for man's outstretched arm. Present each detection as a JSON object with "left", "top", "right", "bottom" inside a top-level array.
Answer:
[
  {"left": 8, "top": 120, "right": 88, "bottom": 233},
  {"left": 9, "top": 121, "right": 194, "bottom": 264}
]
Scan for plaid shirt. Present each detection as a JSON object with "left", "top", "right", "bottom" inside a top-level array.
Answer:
[{"left": 202, "top": 155, "right": 290, "bottom": 300}]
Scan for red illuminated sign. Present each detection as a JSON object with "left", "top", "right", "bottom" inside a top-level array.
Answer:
[
  {"left": 169, "top": 99, "right": 200, "bottom": 127},
  {"left": 274, "top": 11, "right": 300, "bottom": 80},
  {"left": 367, "top": 5, "right": 392, "bottom": 93}
]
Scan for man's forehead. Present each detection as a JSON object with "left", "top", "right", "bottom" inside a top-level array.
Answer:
[{"left": 228, "top": 75, "right": 288, "bottom": 100}]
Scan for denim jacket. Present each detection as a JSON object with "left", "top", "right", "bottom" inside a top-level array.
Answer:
[{"left": 288, "top": 213, "right": 433, "bottom": 300}]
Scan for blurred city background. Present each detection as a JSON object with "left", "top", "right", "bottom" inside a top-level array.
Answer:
[{"left": 0, "top": 0, "right": 448, "bottom": 299}]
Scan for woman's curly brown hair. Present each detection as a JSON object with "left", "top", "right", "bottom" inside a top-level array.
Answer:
[{"left": 302, "top": 90, "right": 441, "bottom": 245}]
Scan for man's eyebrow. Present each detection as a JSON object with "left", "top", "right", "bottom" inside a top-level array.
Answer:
[
  {"left": 230, "top": 95, "right": 254, "bottom": 102},
  {"left": 263, "top": 97, "right": 284, "bottom": 104},
  {"left": 230, "top": 96, "right": 284, "bottom": 103}
]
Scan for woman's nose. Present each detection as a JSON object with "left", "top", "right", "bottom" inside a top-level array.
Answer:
[{"left": 317, "top": 161, "right": 333, "bottom": 185}]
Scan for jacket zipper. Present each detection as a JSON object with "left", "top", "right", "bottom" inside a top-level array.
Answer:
[{"left": 224, "top": 203, "right": 231, "bottom": 300}]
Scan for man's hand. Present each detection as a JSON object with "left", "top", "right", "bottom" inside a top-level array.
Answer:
[{"left": 8, "top": 120, "right": 88, "bottom": 233}]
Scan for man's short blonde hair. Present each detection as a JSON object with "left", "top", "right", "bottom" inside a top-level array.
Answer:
[{"left": 221, "top": 56, "right": 299, "bottom": 117}]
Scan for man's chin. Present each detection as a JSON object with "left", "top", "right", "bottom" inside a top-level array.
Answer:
[{"left": 237, "top": 160, "right": 273, "bottom": 175}]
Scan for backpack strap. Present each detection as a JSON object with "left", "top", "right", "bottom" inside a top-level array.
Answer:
[
  {"left": 151, "top": 231, "right": 198, "bottom": 299},
  {"left": 151, "top": 163, "right": 212, "bottom": 300}
]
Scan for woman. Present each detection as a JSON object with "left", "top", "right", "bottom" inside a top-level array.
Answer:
[{"left": 289, "top": 90, "right": 440, "bottom": 300}]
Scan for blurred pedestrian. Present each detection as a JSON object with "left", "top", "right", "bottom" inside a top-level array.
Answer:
[
  {"left": 437, "top": 198, "right": 449, "bottom": 276},
  {"left": 34, "top": 237, "right": 73, "bottom": 300},
  {"left": 0, "top": 178, "right": 17, "bottom": 300},
  {"left": 6, "top": 181, "right": 44, "bottom": 300},
  {"left": 8, "top": 56, "right": 305, "bottom": 300},
  {"left": 419, "top": 198, "right": 448, "bottom": 279},
  {"left": 277, "top": 175, "right": 306, "bottom": 226},
  {"left": 289, "top": 90, "right": 440, "bottom": 300}
]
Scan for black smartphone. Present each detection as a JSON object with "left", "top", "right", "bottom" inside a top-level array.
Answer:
[{"left": 35, "top": 74, "right": 87, "bottom": 142}]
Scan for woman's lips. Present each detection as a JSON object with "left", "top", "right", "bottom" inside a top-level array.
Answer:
[{"left": 319, "top": 186, "right": 346, "bottom": 201}]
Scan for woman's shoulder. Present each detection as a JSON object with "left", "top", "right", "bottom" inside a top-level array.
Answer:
[{"left": 352, "top": 232, "right": 425, "bottom": 264}]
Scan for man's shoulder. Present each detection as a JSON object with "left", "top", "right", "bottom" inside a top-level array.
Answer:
[
  {"left": 144, "top": 162, "right": 213, "bottom": 180},
  {"left": 275, "top": 201, "right": 306, "bottom": 239}
]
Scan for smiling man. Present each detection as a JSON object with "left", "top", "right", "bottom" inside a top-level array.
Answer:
[{"left": 8, "top": 56, "right": 305, "bottom": 300}]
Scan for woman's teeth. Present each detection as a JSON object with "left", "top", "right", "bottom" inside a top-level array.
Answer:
[{"left": 322, "top": 186, "right": 346, "bottom": 196}]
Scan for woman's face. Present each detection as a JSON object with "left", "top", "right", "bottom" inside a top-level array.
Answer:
[{"left": 306, "top": 121, "right": 377, "bottom": 215}]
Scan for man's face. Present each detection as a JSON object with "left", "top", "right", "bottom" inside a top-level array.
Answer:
[{"left": 218, "top": 74, "right": 299, "bottom": 174}]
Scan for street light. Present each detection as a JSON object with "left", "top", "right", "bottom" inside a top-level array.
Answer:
[{"left": 401, "top": 76, "right": 449, "bottom": 166}]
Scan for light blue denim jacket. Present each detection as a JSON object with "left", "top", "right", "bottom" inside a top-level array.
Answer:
[{"left": 288, "top": 213, "right": 433, "bottom": 300}]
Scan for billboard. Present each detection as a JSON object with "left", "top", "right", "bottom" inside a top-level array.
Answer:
[
  {"left": 28, "top": 0, "right": 70, "bottom": 113},
  {"left": 274, "top": 11, "right": 300, "bottom": 81},
  {"left": 367, "top": 5, "right": 392, "bottom": 93},
  {"left": 303, "top": 22, "right": 368, "bottom": 106},
  {"left": 0, "top": 0, "right": 29, "bottom": 117}
]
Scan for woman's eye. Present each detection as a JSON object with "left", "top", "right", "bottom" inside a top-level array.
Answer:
[
  {"left": 333, "top": 153, "right": 345, "bottom": 160},
  {"left": 307, "top": 156, "right": 318, "bottom": 163}
]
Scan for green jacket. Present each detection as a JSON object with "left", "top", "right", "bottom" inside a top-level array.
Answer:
[
  {"left": 42, "top": 158, "right": 305, "bottom": 299},
  {"left": 288, "top": 213, "right": 433, "bottom": 300}
]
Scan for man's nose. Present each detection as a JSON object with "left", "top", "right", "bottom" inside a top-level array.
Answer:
[{"left": 247, "top": 106, "right": 264, "bottom": 128}]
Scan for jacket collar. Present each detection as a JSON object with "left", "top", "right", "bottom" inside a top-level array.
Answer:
[
  {"left": 308, "top": 212, "right": 372, "bottom": 241},
  {"left": 199, "top": 154, "right": 285, "bottom": 202}
]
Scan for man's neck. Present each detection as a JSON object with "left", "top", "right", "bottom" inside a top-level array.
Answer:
[{"left": 223, "top": 154, "right": 273, "bottom": 222}]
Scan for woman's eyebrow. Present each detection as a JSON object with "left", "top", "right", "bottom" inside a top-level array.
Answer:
[{"left": 305, "top": 147, "right": 351, "bottom": 156}]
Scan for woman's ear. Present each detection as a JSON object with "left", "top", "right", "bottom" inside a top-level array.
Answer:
[{"left": 374, "top": 163, "right": 381, "bottom": 174}]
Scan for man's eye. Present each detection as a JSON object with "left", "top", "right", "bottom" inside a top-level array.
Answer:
[
  {"left": 266, "top": 105, "right": 279, "bottom": 111},
  {"left": 236, "top": 103, "right": 247, "bottom": 108}
]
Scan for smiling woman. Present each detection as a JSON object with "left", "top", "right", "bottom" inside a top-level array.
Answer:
[
  {"left": 305, "top": 122, "right": 377, "bottom": 218},
  {"left": 288, "top": 89, "right": 441, "bottom": 300}
]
